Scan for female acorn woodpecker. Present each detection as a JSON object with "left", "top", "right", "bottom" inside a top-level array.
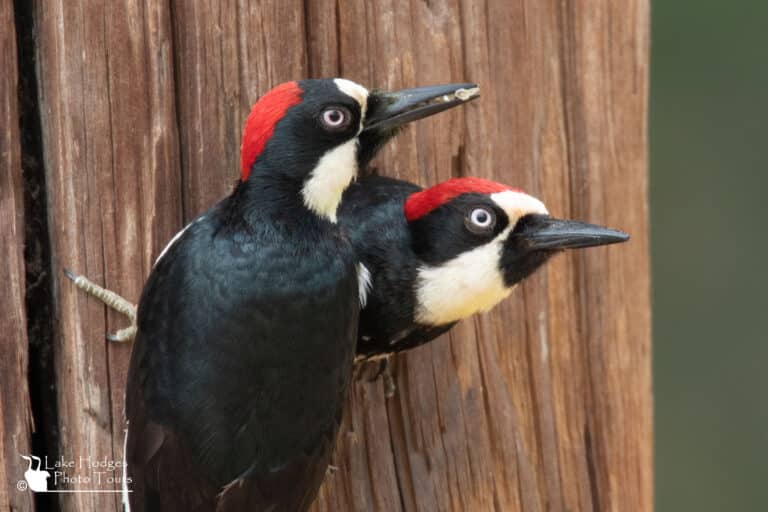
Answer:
[
  {"left": 117, "top": 78, "right": 477, "bottom": 511},
  {"left": 338, "top": 174, "right": 629, "bottom": 360}
]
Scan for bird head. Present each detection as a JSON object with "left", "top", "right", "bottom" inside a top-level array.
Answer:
[
  {"left": 240, "top": 79, "right": 478, "bottom": 222},
  {"left": 404, "top": 177, "right": 629, "bottom": 325}
]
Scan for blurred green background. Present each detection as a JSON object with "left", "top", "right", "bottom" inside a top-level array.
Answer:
[{"left": 651, "top": 1, "right": 768, "bottom": 510}]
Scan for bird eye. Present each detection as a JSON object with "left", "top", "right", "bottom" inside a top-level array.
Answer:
[
  {"left": 320, "top": 106, "right": 352, "bottom": 131},
  {"left": 465, "top": 207, "right": 496, "bottom": 234}
]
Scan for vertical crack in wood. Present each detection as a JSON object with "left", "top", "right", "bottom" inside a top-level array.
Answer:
[
  {"left": 583, "top": 426, "right": 601, "bottom": 512},
  {"left": 15, "top": 0, "right": 61, "bottom": 509},
  {"left": 384, "top": 369, "right": 412, "bottom": 512},
  {"left": 98, "top": 2, "right": 118, "bottom": 473},
  {"left": 167, "top": 0, "right": 188, "bottom": 224},
  {"left": 334, "top": 0, "right": 342, "bottom": 76},
  {"left": 301, "top": 0, "right": 313, "bottom": 76},
  {"left": 555, "top": 2, "right": 604, "bottom": 511}
]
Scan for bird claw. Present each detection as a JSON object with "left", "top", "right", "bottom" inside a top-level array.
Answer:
[
  {"left": 106, "top": 325, "right": 138, "bottom": 343},
  {"left": 367, "top": 354, "right": 397, "bottom": 398},
  {"left": 63, "top": 268, "right": 138, "bottom": 342},
  {"left": 383, "top": 371, "right": 396, "bottom": 399}
]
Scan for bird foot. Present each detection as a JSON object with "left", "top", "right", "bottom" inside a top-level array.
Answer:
[
  {"left": 106, "top": 324, "right": 138, "bottom": 343},
  {"left": 360, "top": 353, "right": 396, "bottom": 398},
  {"left": 63, "top": 268, "right": 138, "bottom": 342}
]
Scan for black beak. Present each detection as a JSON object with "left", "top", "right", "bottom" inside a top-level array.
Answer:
[
  {"left": 362, "top": 83, "right": 479, "bottom": 133},
  {"left": 516, "top": 215, "right": 629, "bottom": 251}
]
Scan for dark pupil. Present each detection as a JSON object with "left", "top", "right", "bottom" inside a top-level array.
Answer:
[
  {"left": 328, "top": 110, "right": 342, "bottom": 123},
  {"left": 476, "top": 211, "right": 488, "bottom": 223}
]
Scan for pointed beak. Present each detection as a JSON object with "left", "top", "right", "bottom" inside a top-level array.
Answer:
[
  {"left": 515, "top": 215, "right": 630, "bottom": 251},
  {"left": 362, "top": 83, "right": 479, "bottom": 133}
]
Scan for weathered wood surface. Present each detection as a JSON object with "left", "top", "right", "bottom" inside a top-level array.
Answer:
[
  {"left": 34, "top": 0, "right": 181, "bottom": 509},
  {"left": 25, "top": 0, "right": 650, "bottom": 510},
  {"left": 1, "top": 3, "right": 35, "bottom": 510}
]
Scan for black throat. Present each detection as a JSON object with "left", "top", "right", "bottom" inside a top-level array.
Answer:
[{"left": 227, "top": 160, "right": 334, "bottom": 235}]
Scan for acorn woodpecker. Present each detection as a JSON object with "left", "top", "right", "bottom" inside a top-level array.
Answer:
[
  {"left": 338, "top": 174, "right": 629, "bottom": 361},
  {"left": 113, "top": 78, "right": 477, "bottom": 511}
]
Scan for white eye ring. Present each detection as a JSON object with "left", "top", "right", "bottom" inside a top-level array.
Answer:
[
  {"left": 320, "top": 107, "right": 351, "bottom": 130},
  {"left": 470, "top": 208, "right": 494, "bottom": 227},
  {"left": 466, "top": 207, "right": 496, "bottom": 233}
]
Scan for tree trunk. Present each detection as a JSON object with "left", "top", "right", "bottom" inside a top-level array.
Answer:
[{"left": 11, "top": 1, "right": 650, "bottom": 510}]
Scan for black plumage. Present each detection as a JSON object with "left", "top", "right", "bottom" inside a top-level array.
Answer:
[
  {"left": 125, "top": 79, "right": 363, "bottom": 510},
  {"left": 341, "top": 175, "right": 483, "bottom": 357},
  {"left": 126, "top": 191, "right": 359, "bottom": 511},
  {"left": 338, "top": 175, "right": 455, "bottom": 356}
]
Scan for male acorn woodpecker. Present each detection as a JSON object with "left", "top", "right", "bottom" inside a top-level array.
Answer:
[
  {"left": 338, "top": 174, "right": 629, "bottom": 361},
  {"left": 114, "top": 78, "right": 477, "bottom": 511}
]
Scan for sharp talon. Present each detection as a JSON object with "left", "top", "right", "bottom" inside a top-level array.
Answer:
[
  {"left": 383, "top": 371, "right": 396, "bottom": 398},
  {"left": 364, "top": 355, "right": 397, "bottom": 397},
  {"left": 63, "top": 268, "right": 78, "bottom": 281},
  {"left": 106, "top": 325, "right": 138, "bottom": 343},
  {"left": 369, "top": 357, "right": 389, "bottom": 382}
]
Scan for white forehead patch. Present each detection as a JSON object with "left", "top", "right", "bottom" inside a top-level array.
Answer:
[
  {"left": 490, "top": 190, "right": 548, "bottom": 222},
  {"left": 334, "top": 78, "right": 369, "bottom": 131},
  {"left": 333, "top": 78, "right": 369, "bottom": 107}
]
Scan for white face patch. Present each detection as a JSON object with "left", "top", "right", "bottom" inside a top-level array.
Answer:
[
  {"left": 414, "top": 190, "right": 549, "bottom": 326},
  {"left": 301, "top": 138, "right": 358, "bottom": 222},
  {"left": 300, "top": 79, "right": 368, "bottom": 222},
  {"left": 414, "top": 233, "right": 513, "bottom": 325}
]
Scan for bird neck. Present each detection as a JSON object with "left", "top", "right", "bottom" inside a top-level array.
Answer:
[
  {"left": 237, "top": 140, "right": 359, "bottom": 224},
  {"left": 231, "top": 171, "right": 305, "bottom": 220}
]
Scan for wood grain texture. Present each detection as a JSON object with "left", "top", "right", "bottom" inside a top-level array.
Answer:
[
  {"left": 171, "top": 0, "right": 309, "bottom": 219},
  {"left": 306, "top": 1, "right": 652, "bottom": 511},
  {"left": 28, "top": 0, "right": 650, "bottom": 510},
  {"left": 34, "top": 0, "right": 181, "bottom": 509},
  {"left": 0, "top": 2, "right": 35, "bottom": 510}
]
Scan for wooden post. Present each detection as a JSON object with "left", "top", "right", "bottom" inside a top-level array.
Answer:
[
  {"left": 0, "top": 2, "right": 34, "bottom": 510},
  {"left": 19, "top": 0, "right": 650, "bottom": 510},
  {"left": 33, "top": 0, "right": 181, "bottom": 509}
]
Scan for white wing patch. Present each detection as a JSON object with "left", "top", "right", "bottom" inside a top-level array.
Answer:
[
  {"left": 154, "top": 215, "right": 206, "bottom": 266},
  {"left": 358, "top": 263, "right": 372, "bottom": 307},
  {"left": 122, "top": 426, "right": 131, "bottom": 511}
]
